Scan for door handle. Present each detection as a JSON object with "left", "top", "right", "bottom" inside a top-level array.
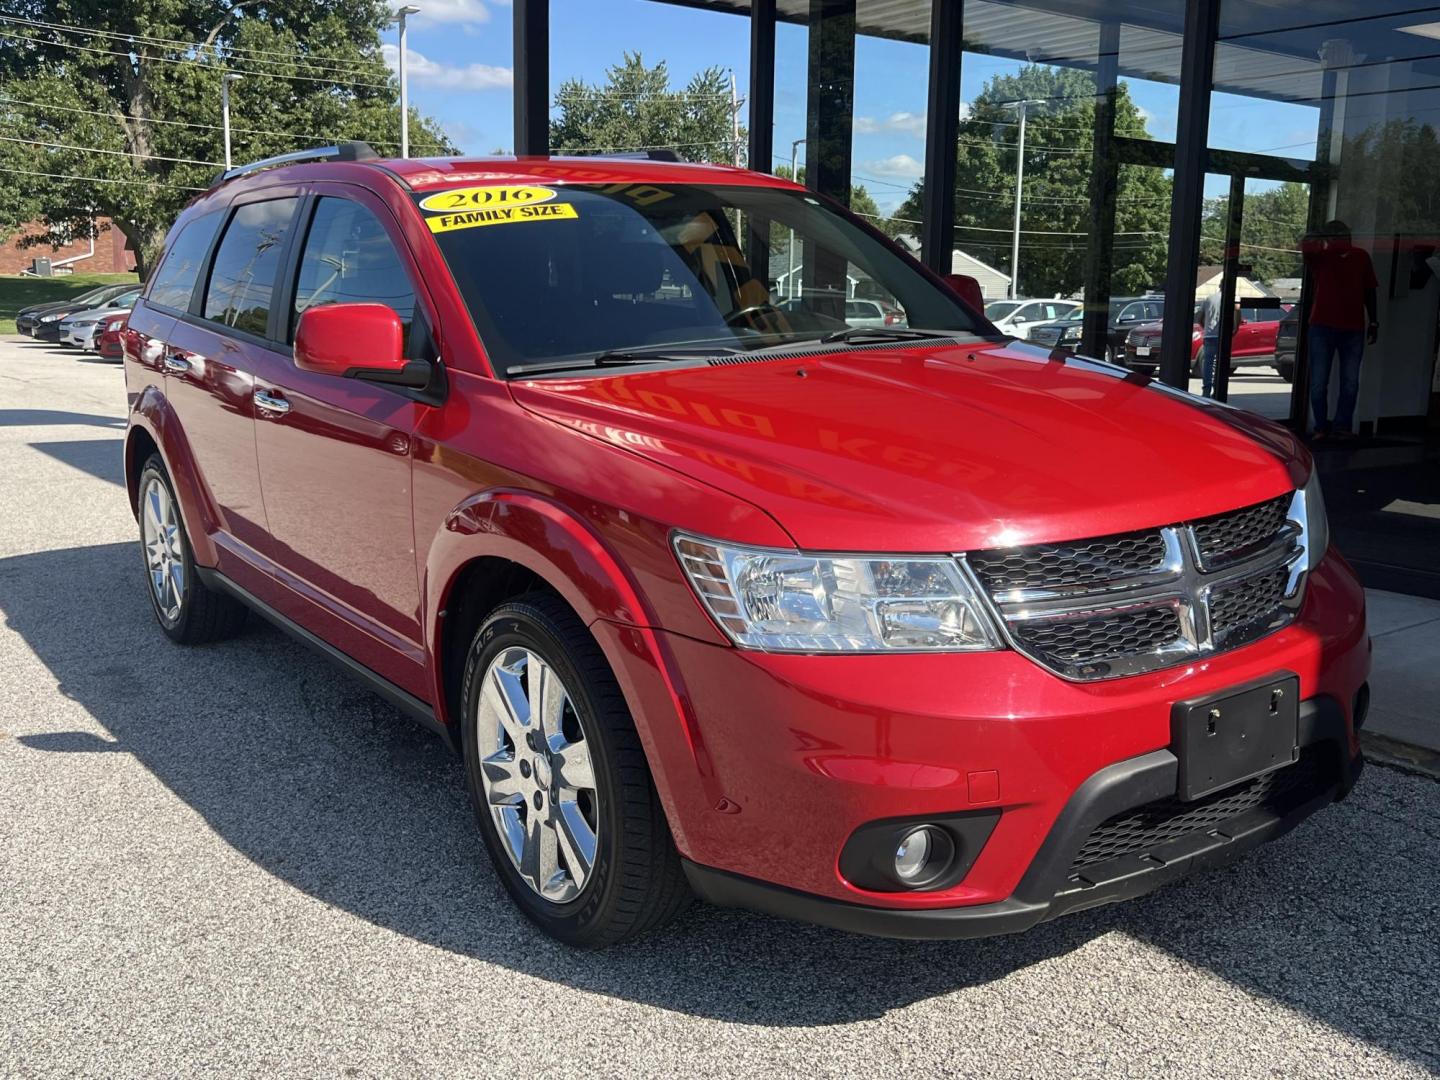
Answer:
[
  {"left": 162, "top": 351, "right": 190, "bottom": 374},
  {"left": 253, "top": 389, "right": 291, "bottom": 416}
]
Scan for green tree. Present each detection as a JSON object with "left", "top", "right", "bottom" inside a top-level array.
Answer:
[
  {"left": 1200, "top": 181, "right": 1310, "bottom": 285},
  {"left": 0, "top": 1, "right": 453, "bottom": 277},
  {"left": 895, "top": 64, "right": 1173, "bottom": 298},
  {"left": 550, "top": 53, "right": 740, "bottom": 165}
]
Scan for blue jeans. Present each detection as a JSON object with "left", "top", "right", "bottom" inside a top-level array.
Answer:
[
  {"left": 1308, "top": 325, "right": 1365, "bottom": 433},
  {"left": 1202, "top": 335, "right": 1219, "bottom": 397}
]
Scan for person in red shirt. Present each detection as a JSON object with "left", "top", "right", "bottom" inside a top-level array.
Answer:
[{"left": 1303, "top": 220, "right": 1379, "bottom": 439}]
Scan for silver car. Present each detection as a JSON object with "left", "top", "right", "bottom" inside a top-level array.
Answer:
[{"left": 56, "top": 288, "right": 141, "bottom": 348}]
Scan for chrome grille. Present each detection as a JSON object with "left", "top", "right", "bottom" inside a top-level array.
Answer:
[
  {"left": 1192, "top": 495, "right": 1290, "bottom": 569},
  {"left": 1013, "top": 606, "right": 1180, "bottom": 669},
  {"left": 969, "top": 531, "right": 1166, "bottom": 592},
  {"left": 968, "top": 493, "right": 1306, "bottom": 681},
  {"left": 1210, "top": 569, "right": 1290, "bottom": 645}
]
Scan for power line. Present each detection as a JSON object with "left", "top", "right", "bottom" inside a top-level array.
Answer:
[
  {"left": 0, "top": 14, "right": 388, "bottom": 82},
  {"left": 0, "top": 162, "right": 205, "bottom": 191},
  {"left": 0, "top": 94, "right": 449, "bottom": 155},
  {"left": 0, "top": 30, "right": 394, "bottom": 91},
  {"left": 0, "top": 131, "right": 223, "bottom": 167}
]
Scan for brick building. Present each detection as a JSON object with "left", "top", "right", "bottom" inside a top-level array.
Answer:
[{"left": 0, "top": 217, "right": 136, "bottom": 276}]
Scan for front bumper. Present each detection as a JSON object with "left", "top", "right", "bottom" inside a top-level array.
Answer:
[
  {"left": 601, "top": 552, "right": 1369, "bottom": 936},
  {"left": 684, "top": 694, "right": 1363, "bottom": 939}
]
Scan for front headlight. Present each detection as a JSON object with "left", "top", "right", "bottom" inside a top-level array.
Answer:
[
  {"left": 39, "top": 313, "right": 64, "bottom": 323},
  {"left": 1297, "top": 469, "right": 1330, "bottom": 571},
  {"left": 673, "top": 535, "right": 1003, "bottom": 653}
]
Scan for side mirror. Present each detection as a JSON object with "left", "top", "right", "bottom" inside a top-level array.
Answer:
[
  {"left": 942, "top": 273, "right": 985, "bottom": 312},
  {"left": 295, "top": 303, "right": 420, "bottom": 386}
]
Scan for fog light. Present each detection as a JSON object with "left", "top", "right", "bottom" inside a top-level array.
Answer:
[{"left": 894, "top": 826, "right": 937, "bottom": 883}]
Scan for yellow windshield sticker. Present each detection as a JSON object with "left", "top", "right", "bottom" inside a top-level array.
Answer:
[
  {"left": 418, "top": 185, "right": 557, "bottom": 213},
  {"left": 425, "top": 202, "right": 579, "bottom": 234}
]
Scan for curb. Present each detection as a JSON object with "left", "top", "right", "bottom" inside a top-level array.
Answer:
[{"left": 1361, "top": 730, "right": 1440, "bottom": 780}]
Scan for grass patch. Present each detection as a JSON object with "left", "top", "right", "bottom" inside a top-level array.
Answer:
[{"left": 0, "top": 272, "right": 140, "bottom": 335}]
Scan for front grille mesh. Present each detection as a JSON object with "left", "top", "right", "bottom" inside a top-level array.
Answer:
[
  {"left": 970, "top": 494, "right": 1302, "bottom": 680},
  {"left": 969, "top": 531, "right": 1165, "bottom": 592},
  {"left": 1192, "top": 495, "right": 1290, "bottom": 568},
  {"left": 1211, "top": 570, "right": 1288, "bottom": 642},
  {"left": 1013, "top": 607, "right": 1178, "bottom": 668},
  {"left": 1068, "top": 747, "right": 1333, "bottom": 876}
]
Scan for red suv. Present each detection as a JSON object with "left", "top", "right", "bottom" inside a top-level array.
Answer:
[{"left": 123, "top": 146, "right": 1369, "bottom": 947}]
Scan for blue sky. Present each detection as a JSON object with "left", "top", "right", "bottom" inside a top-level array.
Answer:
[{"left": 385, "top": 0, "right": 1320, "bottom": 212}]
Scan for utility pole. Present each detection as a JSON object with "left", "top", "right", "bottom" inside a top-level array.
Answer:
[
  {"left": 221, "top": 73, "right": 242, "bottom": 169},
  {"left": 396, "top": 6, "right": 421, "bottom": 158},
  {"left": 730, "top": 69, "right": 742, "bottom": 167},
  {"left": 787, "top": 136, "right": 805, "bottom": 299},
  {"left": 1004, "top": 99, "right": 1043, "bottom": 300}
]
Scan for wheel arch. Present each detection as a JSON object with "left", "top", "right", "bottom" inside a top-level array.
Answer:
[{"left": 125, "top": 389, "right": 219, "bottom": 567}]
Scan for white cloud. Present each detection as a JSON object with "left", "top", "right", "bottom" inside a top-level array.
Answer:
[
  {"left": 853, "top": 111, "right": 927, "bottom": 138},
  {"left": 851, "top": 104, "right": 970, "bottom": 137},
  {"left": 861, "top": 153, "right": 924, "bottom": 180},
  {"left": 382, "top": 43, "right": 512, "bottom": 90},
  {"left": 391, "top": 0, "right": 492, "bottom": 24}
]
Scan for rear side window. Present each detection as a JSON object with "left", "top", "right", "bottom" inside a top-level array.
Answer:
[
  {"left": 291, "top": 198, "right": 416, "bottom": 345},
  {"left": 147, "top": 211, "right": 223, "bottom": 312},
  {"left": 203, "top": 199, "right": 299, "bottom": 338}
]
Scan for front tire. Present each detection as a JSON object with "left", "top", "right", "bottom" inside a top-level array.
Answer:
[
  {"left": 460, "top": 594, "right": 689, "bottom": 946},
  {"left": 137, "top": 455, "right": 247, "bottom": 644}
]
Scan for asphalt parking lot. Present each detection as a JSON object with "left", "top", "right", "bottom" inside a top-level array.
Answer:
[{"left": 1, "top": 335, "right": 1437, "bottom": 1078}]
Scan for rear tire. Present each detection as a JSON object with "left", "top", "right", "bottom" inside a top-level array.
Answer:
[
  {"left": 460, "top": 593, "right": 689, "bottom": 947},
  {"left": 137, "top": 455, "right": 247, "bottom": 644},
  {"left": 1276, "top": 360, "right": 1295, "bottom": 383}
]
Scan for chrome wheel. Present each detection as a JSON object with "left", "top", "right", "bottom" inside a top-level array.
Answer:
[
  {"left": 141, "top": 476, "right": 185, "bottom": 621},
  {"left": 476, "top": 646, "right": 599, "bottom": 904}
]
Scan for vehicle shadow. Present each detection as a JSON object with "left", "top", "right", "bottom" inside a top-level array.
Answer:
[
  {"left": 27, "top": 438, "right": 124, "bottom": 486},
  {"left": 3, "top": 541, "right": 1438, "bottom": 1058}
]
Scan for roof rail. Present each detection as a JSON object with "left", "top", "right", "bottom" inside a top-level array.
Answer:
[
  {"left": 210, "top": 141, "right": 379, "bottom": 188},
  {"left": 571, "top": 149, "right": 683, "bottom": 163}
]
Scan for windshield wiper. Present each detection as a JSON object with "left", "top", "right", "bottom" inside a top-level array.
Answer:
[
  {"left": 818, "top": 326, "right": 953, "bottom": 345},
  {"left": 591, "top": 347, "right": 734, "bottom": 366},
  {"left": 507, "top": 346, "right": 735, "bottom": 377}
]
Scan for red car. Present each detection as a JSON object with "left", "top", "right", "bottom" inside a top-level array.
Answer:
[
  {"left": 1124, "top": 303, "right": 1294, "bottom": 377},
  {"left": 123, "top": 147, "right": 1368, "bottom": 947},
  {"left": 96, "top": 312, "right": 128, "bottom": 360}
]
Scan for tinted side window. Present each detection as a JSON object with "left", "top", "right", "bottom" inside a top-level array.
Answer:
[
  {"left": 148, "top": 211, "right": 223, "bottom": 312},
  {"left": 292, "top": 198, "right": 415, "bottom": 345},
  {"left": 203, "top": 199, "right": 299, "bottom": 338}
]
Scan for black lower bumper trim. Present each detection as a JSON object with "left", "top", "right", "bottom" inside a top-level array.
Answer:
[{"left": 684, "top": 694, "right": 1362, "bottom": 940}]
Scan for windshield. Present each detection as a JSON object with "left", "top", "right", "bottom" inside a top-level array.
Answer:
[{"left": 419, "top": 182, "right": 984, "bottom": 376}]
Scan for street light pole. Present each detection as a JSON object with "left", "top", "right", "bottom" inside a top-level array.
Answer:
[
  {"left": 1003, "top": 99, "right": 1042, "bottom": 300},
  {"left": 221, "top": 73, "right": 242, "bottom": 169},
  {"left": 787, "top": 136, "right": 805, "bottom": 299},
  {"left": 396, "top": 6, "right": 421, "bottom": 158}
]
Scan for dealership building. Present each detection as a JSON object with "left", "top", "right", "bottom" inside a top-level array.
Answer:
[{"left": 511, "top": 0, "right": 1439, "bottom": 596}]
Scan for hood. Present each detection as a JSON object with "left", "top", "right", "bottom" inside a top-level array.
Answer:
[{"left": 511, "top": 341, "right": 1307, "bottom": 553}]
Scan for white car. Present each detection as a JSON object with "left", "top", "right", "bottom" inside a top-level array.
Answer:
[
  {"left": 844, "top": 298, "right": 908, "bottom": 329},
  {"left": 56, "top": 289, "right": 140, "bottom": 348},
  {"left": 984, "top": 298, "right": 1080, "bottom": 336}
]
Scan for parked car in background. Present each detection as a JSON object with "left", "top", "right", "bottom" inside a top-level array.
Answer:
[
  {"left": 124, "top": 147, "right": 1367, "bottom": 948},
  {"left": 17, "top": 282, "right": 137, "bottom": 337},
  {"left": 57, "top": 288, "right": 141, "bottom": 348},
  {"left": 94, "top": 311, "right": 130, "bottom": 360},
  {"left": 1275, "top": 306, "right": 1299, "bottom": 382},
  {"left": 1124, "top": 303, "right": 1294, "bottom": 378},
  {"left": 984, "top": 298, "right": 1079, "bottom": 336},
  {"left": 1025, "top": 305, "right": 1085, "bottom": 350},
  {"left": 1025, "top": 296, "right": 1162, "bottom": 361},
  {"left": 845, "top": 298, "right": 908, "bottom": 328}
]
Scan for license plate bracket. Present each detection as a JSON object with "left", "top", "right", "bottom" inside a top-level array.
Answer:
[{"left": 1172, "top": 675, "right": 1299, "bottom": 801}]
